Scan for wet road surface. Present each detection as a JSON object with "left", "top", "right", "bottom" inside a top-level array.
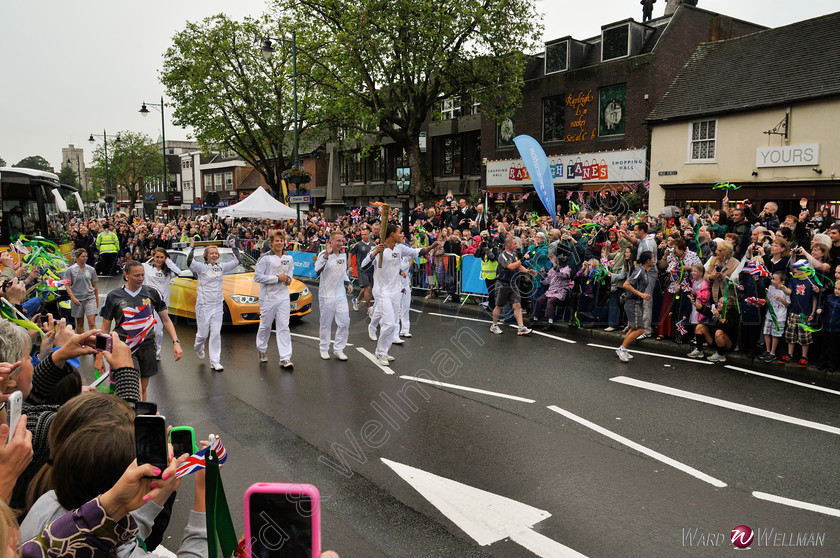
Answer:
[{"left": 85, "top": 276, "right": 840, "bottom": 556}]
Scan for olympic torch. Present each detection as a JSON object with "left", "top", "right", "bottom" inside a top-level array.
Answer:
[{"left": 372, "top": 202, "right": 390, "bottom": 267}]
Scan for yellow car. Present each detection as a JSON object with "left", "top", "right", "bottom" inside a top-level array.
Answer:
[{"left": 164, "top": 245, "right": 312, "bottom": 325}]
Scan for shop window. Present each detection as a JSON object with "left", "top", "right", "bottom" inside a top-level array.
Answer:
[
  {"left": 689, "top": 119, "right": 717, "bottom": 162},
  {"left": 436, "top": 98, "right": 462, "bottom": 121},
  {"left": 438, "top": 136, "right": 462, "bottom": 176},
  {"left": 545, "top": 40, "right": 568, "bottom": 74},
  {"left": 543, "top": 96, "right": 565, "bottom": 142}
]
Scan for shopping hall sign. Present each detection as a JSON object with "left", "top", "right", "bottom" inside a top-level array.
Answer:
[{"left": 486, "top": 148, "right": 647, "bottom": 187}]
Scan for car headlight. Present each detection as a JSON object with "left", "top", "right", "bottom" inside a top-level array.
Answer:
[
  {"left": 230, "top": 295, "right": 259, "bottom": 304},
  {"left": 301, "top": 287, "right": 310, "bottom": 296}
]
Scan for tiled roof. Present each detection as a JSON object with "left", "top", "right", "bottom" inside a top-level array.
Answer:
[{"left": 648, "top": 11, "right": 840, "bottom": 122}]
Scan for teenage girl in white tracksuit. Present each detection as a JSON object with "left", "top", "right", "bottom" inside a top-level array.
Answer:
[
  {"left": 143, "top": 247, "right": 182, "bottom": 359},
  {"left": 314, "top": 232, "right": 354, "bottom": 360},
  {"left": 187, "top": 239, "right": 242, "bottom": 371},
  {"left": 254, "top": 231, "right": 295, "bottom": 368}
]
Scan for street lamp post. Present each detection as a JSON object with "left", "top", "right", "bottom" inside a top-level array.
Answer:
[
  {"left": 88, "top": 130, "right": 120, "bottom": 196},
  {"left": 139, "top": 96, "right": 169, "bottom": 196},
  {"left": 260, "top": 30, "right": 301, "bottom": 223}
]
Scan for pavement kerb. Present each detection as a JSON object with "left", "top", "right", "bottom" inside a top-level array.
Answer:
[{"left": 301, "top": 278, "right": 840, "bottom": 389}]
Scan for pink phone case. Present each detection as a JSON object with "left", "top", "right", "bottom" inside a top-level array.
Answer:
[{"left": 244, "top": 482, "right": 321, "bottom": 557}]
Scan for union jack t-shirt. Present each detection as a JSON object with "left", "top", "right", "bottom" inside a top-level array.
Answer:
[{"left": 99, "top": 286, "right": 166, "bottom": 350}]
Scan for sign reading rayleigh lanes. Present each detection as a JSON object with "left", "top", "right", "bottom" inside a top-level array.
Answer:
[
  {"left": 486, "top": 148, "right": 647, "bottom": 187},
  {"left": 756, "top": 144, "right": 819, "bottom": 168}
]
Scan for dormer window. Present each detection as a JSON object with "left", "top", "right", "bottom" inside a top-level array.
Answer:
[
  {"left": 545, "top": 40, "right": 568, "bottom": 74},
  {"left": 602, "top": 24, "right": 630, "bottom": 61}
]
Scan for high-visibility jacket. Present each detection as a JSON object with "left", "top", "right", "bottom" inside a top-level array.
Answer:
[
  {"left": 480, "top": 256, "right": 498, "bottom": 280},
  {"left": 95, "top": 231, "right": 120, "bottom": 254}
]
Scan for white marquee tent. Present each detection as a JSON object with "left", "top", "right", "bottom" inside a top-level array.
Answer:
[{"left": 217, "top": 186, "right": 297, "bottom": 220}]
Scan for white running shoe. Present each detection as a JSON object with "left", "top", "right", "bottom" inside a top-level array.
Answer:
[
  {"left": 392, "top": 338, "right": 405, "bottom": 345},
  {"left": 707, "top": 352, "right": 727, "bottom": 363},
  {"left": 259, "top": 352, "right": 268, "bottom": 363},
  {"left": 386, "top": 354, "right": 395, "bottom": 361},
  {"left": 210, "top": 362, "right": 224, "bottom": 371},
  {"left": 401, "top": 332, "right": 412, "bottom": 338},
  {"left": 368, "top": 327, "right": 377, "bottom": 341},
  {"left": 196, "top": 346, "right": 206, "bottom": 360},
  {"left": 490, "top": 324, "right": 503, "bottom": 335},
  {"left": 280, "top": 360, "right": 294, "bottom": 369},
  {"left": 376, "top": 354, "right": 391, "bottom": 366},
  {"left": 352, "top": 298, "right": 359, "bottom": 311},
  {"left": 155, "top": 353, "right": 161, "bottom": 361},
  {"left": 320, "top": 350, "right": 330, "bottom": 360},
  {"left": 616, "top": 347, "right": 631, "bottom": 362},
  {"left": 517, "top": 326, "right": 532, "bottom": 336},
  {"left": 335, "top": 351, "right": 348, "bottom": 361},
  {"left": 687, "top": 348, "right": 704, "bottom": 359}
]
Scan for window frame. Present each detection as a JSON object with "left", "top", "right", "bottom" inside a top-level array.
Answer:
[
  {"left": 601, "top": 23, "right": 630, "bottom": 62},
  {"left": 545, "top": 40, "right": 569, "bottom": 74},
  {"left": 687, "top": 119, "right": 718, "bottom": 163},
  {"left": 542, "top": 95, "right": 565, "bottom": 143}
]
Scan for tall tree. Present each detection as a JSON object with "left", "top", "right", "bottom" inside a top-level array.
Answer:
[
  {"left": 161, "top": 13, "right": 317, "bottom": 198},
  {"left": 15, "top": 155, "right": 53, "bottom": 172},
  {"left": 57, "top": 165, "right": 78, "bottom": 188},
  {"left": 273, "top": 0, "right": 541, "bottom": 198},
  {"left": 89, "top": 131, "right": 160, "bottom": 206}
]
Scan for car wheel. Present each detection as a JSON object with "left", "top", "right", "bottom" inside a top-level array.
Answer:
[{"left": 222, "top": 302, "right": 232, "bottom": 325}]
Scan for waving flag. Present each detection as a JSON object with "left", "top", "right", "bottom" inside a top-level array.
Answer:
[
  {"left": 122, "top": 304, "right": 156, "bottom": 350},
  {"left": 176, "top": 437, "right": 228, "bottom": 479},
  {"left": 45, "top": 278, "right": 70, "bottom": 289},
  {"left": 743, "top": 260, "right": 770, "bottom": 277},
  {"left": 512, "top": 135, "right": 556, "bottom": 226}
]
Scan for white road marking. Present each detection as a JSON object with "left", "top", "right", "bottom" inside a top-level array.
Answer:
[
  {"left": 546, "top": 405, "right": 727, "bottom": 488},
  {"left": 725, "top": 365, "right": 840, "bottom": 396},
  {"left": 381, "top": 458, "right": 588, "bottom": 557},
  {"left": 287, "top": 332, "right": 353, "bottom": 346},
  {"left": 398, "top": 376, "right": 536, "bottom": 403},
  {"left": 588, "top": 343, "right": 713, "bottom": 365},
  {"left": 427, "top": 312, "right": 491, "bottom": 324},
  {"left": 356, "top": 347, "right": 394, "bottom": 374},
  {"left": 410, "top": 308, "right": 423, "bottom": 313},
  {"left": 507, "top": 324, "right": 576, "bottom": 344},
  {"left": 610, "top": 376, "right": 840, "bottom": 436},
  {"left": 752, "top": 491, "right": 840, "bottom": 518}
]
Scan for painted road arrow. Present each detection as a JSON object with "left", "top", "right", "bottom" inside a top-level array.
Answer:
[{"left": 381, "top": 458, "right": 588, "bottom": 558}]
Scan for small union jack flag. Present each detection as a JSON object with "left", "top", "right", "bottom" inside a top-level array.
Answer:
[
  {"left": 743, "top": 260, "right": 770, "bottom": 277},
  {"left": 675, "top": 319, "right": 687, "bottom": 336},
  {"left": 122, "top": 304, "right": 156, "bottom": 351},
  {"left": 45, "top": 278, "right": 70, "bottom": 289},
  {"left": 175, "top": 437, "right": 227, "bottom": 479}
]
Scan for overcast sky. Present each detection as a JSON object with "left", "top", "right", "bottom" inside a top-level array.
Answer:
[{"left": 1, "top": 0, "right": 836, "bottom": 171}]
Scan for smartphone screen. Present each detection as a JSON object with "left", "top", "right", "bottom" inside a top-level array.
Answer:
[
  {"left": 249, "top": 492, "right": 316, "bottom": 557},
  {"left": 134, "top": 401, "right": 158, "bottom": 416},
  {"left": 134, "top": 416, "right": 168, "bottom": 474},
  {"left": 170, "top": 429, "right": 195, "bottom": 457}
]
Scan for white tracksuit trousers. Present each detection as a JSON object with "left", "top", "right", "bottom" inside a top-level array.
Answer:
[
  {"left": 319, "top": 297, "right": 350, "bottom": 352},
  {"left": 375, "top": 293, "right": 401, "bottom": 357},
  {"left": 256, "top": 298, "right": 292, "bottom": 360},
  {"left": 195, "top": 302, "right": 224, "bottom": 365}
]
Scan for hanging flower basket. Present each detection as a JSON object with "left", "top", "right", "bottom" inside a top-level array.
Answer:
[{"left": 282, "top": 168, "right": 312, "bottom": 184}]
